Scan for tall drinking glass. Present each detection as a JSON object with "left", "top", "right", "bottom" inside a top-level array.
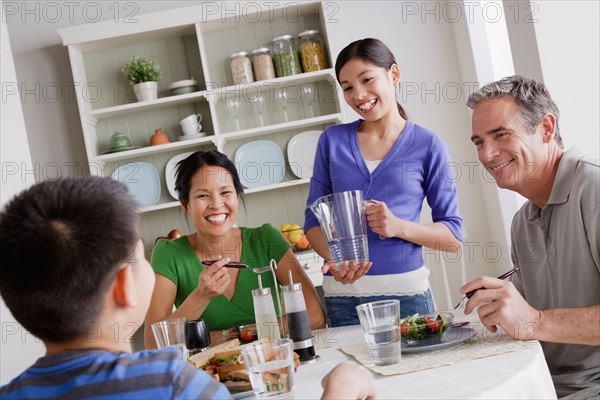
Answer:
[
  {"left": 151, "top": 318, "right": 188, "bottom": 360},
  {"left": 301, "top": 84, "right": 316, "bottom": 118},
  {"left": 240, "top": 338, "right": 295, "bottom": 399},
  {"left": 275, "top": 89, "right": 290, "bottom": 122},
  {"left": 226, "top": 97, "right": 242, "bottom": 130},
  {"left": 250, "top": 94, "right": 267, "bottom": 126},
  {"left": 356, "top": 300, "right": 401, "bottom": 366}
]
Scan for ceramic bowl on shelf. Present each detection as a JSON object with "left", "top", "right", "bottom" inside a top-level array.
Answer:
[
  {"left": 168, "top": 79, "right": 197, "bottom": 95},
  {"left": 101, "top": 132, "right": 141, "bottom": 154}
]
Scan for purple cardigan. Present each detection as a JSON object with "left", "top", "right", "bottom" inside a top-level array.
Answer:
[{"left": 304, "top": 119, "right": 463, "bottom": 275}]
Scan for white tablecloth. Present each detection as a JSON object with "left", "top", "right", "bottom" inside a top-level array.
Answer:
[{"left": 293, "top": 323, "right": 557, "bottom": 399}]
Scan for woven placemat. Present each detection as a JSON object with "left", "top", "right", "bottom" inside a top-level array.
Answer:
[{"left": 339, "top": 326, "right": 538, "bottom": 376}]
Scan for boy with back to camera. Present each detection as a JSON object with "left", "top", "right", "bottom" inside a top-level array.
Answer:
[
  {"left": 0, "top": 176, "right": 376, "bottom": 399},
  {"left": 0, "top": 176, "right": 231, "bottom": 399}
]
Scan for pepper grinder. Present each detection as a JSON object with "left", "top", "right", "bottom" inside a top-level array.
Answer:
[
  {"left": 282, "top": 270, "right": 320, "bottom": 364},
  {"left": 252, "top": 275, "right": 281, "bottom": 340}
]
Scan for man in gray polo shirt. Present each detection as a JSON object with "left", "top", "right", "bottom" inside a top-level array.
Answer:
[{"left": 462, "top": 75, "right": 599, "bottom": 398}]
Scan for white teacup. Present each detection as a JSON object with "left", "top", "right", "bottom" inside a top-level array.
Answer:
[
  {"left": 180, "top": 113, "right": 202, "bottom": 126},
  {"left": 181, "top": 122, "right": 202, "bottom": 136}
]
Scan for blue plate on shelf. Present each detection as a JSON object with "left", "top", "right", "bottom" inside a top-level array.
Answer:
[
  {"left": 234, "top": 140, "right": 285, "bottom": 189},
  {"left": 111, "top": 162, "right": 160, "bottom": 207}
]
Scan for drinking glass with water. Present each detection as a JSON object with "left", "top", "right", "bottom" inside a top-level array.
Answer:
[
  {"left": 240, "top": 338, "right": 295, "bottom": 399},
  {"left": 356, "top": 300, "right": 401, "bottom": 366}
]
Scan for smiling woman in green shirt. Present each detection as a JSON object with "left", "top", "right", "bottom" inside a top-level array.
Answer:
[{"left": 144, "top": 151, "right": 325, "bottom": 349}]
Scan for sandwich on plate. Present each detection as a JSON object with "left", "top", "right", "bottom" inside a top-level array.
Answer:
[
  {"left": 212, "top": 345, "right": 253, "bottom": 392},
  {"left": 188, "top": 337, "right": 301, "bottom": 393},
  {"left": 188, "top": 338, "right": 260, "bottom": 392}
]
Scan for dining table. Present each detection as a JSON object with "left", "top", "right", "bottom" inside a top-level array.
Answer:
[{"left": 292, "top": 312, "right": 557, "bottom": 399}]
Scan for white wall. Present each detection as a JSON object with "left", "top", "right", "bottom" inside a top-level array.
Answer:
[
  {"left": 533, "top": 1, "right": 599, "bottom": 158},
  {"left": 1, "top": 19, "right": 44, "bottom": 385}
]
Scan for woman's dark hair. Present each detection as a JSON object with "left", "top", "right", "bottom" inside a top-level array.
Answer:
[
  {"left": 335, "top": 38, "right": 408, "bottom": 120},
  {"left": 175, "top": 150, "right": 244, "bottom": 207}
]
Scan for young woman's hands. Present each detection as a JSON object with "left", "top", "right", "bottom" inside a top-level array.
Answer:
[
  {"left": 322, "top": 260, "right": 372, "bottom": 284},
  {"left": 365, "top": 199, "right": 401, "bottom": 238}
]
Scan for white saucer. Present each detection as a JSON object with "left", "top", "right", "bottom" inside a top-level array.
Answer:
[{"left": 177, "top": 132, "right": 207, "bottom": 141}]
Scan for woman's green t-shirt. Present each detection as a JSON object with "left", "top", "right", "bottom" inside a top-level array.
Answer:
[{"left": 151, "top": 223, "right": 290, "bottom": 331}]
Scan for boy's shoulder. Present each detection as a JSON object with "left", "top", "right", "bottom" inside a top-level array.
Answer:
[{"left": 1, "top": 348, "right": 228, "bottom": 399}]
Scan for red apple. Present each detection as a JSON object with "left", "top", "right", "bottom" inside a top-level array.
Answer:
[{"left": 167, "top": 229, "right": 183, "bottom": 239}]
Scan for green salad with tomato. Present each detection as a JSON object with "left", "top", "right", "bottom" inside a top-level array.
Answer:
[{"left": 400, "top": 312, "right": 452, "bottom": 344}]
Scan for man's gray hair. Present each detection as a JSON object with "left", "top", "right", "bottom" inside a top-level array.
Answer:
[{"left": 467, "top": 75, "right": 563, "bottom": 149}]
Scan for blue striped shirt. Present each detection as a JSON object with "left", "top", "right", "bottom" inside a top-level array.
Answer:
[{"left": 0, "top": 347, "right": 232, "bottom": 399}]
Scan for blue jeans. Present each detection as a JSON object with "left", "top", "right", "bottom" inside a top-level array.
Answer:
[{"left": 325, "top": 290, "right": 435, "bottom": 328}]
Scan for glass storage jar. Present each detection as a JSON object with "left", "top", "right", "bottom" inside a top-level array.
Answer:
[
  {"left": 230, "top": 51, "right": 254, "bottom": 85},
  {"left": 251, "top": 47, "right": 275, "bottom": 81},
  {"left": 298, "top": 30, "right": 328, "bottom": 72},
  {"left": 271, "top": 34, "right": 302, "bottom": 77}
]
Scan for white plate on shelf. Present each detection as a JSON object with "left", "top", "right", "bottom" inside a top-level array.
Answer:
[
  {"left": 287, "top": 130, "right": 322, "bottom": 179},
  {"left": 165, "top": 152, "right": 195, "bottom": 200},
  {"left": 111, "top": 162, "right": 160, "bottom": 207},
  {"left": 234, "top": 140, "right": 285, "bottom": 189}
]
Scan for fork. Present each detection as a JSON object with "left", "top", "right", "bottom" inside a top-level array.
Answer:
[
  {"left": 453, "top": 267, "right": 520, "bottom": 309},
  {"left": 249, "top": 265, "right": 272, "bottom": 273},
  {"left": 201, "top": 259, "right": 275, "bottom": 274}
]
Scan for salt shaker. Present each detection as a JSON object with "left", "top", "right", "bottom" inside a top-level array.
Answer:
[{"left": 252, "top": 275, "right": 281, "bottom": 340}]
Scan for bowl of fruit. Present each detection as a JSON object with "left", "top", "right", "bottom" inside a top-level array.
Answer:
[
  {"left": 280, "top": 224, "right": 312, "bottom": 252},
  {"left": 400, "top": 311, "right": 453, "bottom": 345}
]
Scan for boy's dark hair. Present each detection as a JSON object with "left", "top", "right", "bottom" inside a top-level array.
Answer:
[
  {"left": 0, "top": 176, "right": 139, "bottom": 343},
  {"left": 175, "top": 150, "right": 245, "bottom": 208},
  {"left": 335, "top": 38, "right": 409, "bottom": 120}
]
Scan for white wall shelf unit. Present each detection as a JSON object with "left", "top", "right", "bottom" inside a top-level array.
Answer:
[{"left": 59, "top": 1, "right": 341, "bottom": 256}]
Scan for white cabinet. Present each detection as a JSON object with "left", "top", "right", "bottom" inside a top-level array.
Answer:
[
  {"left": 295, "top": 250, "right": 324, "bottom": 287},
  {"left": 58, "top": 2, "right": 341, "bottom": 261}
]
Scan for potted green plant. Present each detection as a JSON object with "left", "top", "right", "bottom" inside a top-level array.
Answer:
[{"left": 121, "top": 56, "right": 162, "bottom": 102}]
